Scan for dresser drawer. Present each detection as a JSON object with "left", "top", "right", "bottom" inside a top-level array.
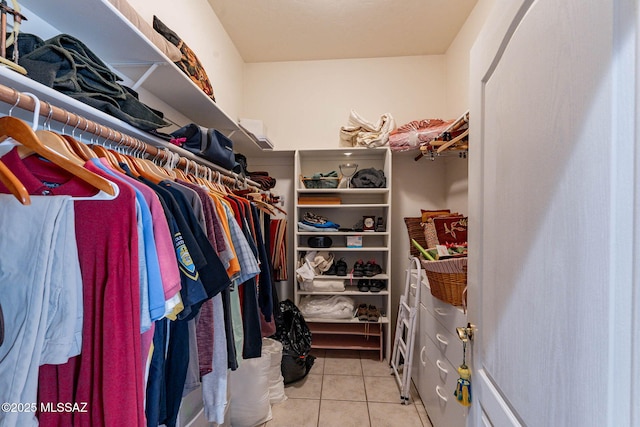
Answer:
[
  {"left": 421, "top": 307, "right": 464, "bottom": 369},
  {"left": 417, "top": 337, "right": 468, "bottom": 427},
  {"left": 422, "top": 288, "right": 466, "bottom": 333}
]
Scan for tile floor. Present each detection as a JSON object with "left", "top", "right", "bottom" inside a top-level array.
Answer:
[{"left": 262, "top": 349, "right": 433, "bottom": 427}]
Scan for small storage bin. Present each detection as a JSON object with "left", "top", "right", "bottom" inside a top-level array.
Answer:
[{"left": 300, "top": 174, "right": 341, "bottom": 189}]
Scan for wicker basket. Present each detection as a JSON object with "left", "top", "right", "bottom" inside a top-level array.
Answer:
[
  {"left": 404, "top": 217, "right": 428, "bottom": 257},
  {"left": 420, "top": 257, "right": 467, "bottom": 306}
]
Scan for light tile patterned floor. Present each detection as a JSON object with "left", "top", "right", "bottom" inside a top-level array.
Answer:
[{"left": 263, "top": 349, "right": 433, "bottom": 427}]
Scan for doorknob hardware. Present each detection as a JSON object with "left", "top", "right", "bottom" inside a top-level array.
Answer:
[{"left": 456, "top": 322, "right": 475, "bottom": 342}]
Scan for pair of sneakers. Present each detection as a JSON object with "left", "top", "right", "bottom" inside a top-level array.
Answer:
[
  {"left": 303, "top": 211, "right": 328, "bottom": 224},
  {"left": 357, "top": 279, "right": 386, "bottom": 293},
  {"left": 356, "top": 304, "right": 380, "bottom": 322},
  {"left": 352, "top": 259, "right": 383, "bottom": 277}
]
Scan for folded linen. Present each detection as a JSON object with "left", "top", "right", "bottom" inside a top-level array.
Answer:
[{"left": 340, "top": 110, "right": 395, "bottom": 148}]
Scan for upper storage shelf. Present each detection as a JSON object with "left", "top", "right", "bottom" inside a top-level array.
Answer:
[{"left": 17, "top": 0, "right": 269, "bottom": 153}]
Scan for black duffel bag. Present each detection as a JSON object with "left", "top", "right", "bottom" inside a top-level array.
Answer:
[{"left": 171, "top": 123, "right": 241, "bottom": 172}]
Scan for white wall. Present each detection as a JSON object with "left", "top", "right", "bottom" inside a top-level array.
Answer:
[
  {"left": 441, "top": 0, "right": 497, "bottom": 214},
  {"left": 242, "top": 55, "right": 447, "bottom": 152},
  {"left": 445, "top": 0, "right": 498, "bottom": 118},
  {"left": 243, "top": 56, "right": 455, "bottom": 307}
]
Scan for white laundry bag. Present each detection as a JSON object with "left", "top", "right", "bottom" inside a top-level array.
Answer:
[
  {"left": 262, "top": 338, "right": 287, "bottom": 404},
  {"left": 229, "top": 351, "right": 272, "bottom": 426}
]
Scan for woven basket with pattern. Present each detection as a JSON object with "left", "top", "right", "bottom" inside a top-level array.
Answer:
[{"left": 420, "top": 257, "right": 467, "bottom": 306}]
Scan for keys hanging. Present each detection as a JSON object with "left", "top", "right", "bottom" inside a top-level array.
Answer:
[{"left": 454, "top": 323, "right": 474, "bottom": 407}]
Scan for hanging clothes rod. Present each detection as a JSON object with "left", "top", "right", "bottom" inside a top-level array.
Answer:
[
  {"left": 0, "top": 83, "right": 263, "bottom": 190},
  {"left": 414, "top": 110, "right": 469, "bottom": 161}
]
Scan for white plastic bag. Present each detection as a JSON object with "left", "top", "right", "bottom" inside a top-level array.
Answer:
[{"left": 298, "top": 295, "right": 355, "bottom": 319}]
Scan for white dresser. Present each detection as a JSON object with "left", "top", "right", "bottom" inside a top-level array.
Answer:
[{"left": 411, "top": 269, "right": 468, "bottom": 427}]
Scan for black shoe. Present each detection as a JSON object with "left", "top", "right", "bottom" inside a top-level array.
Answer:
[
  {"left": 364, "top": 260, "right": 383, "bottom": 277},
  {"left": 325, "top": 262, "right": 337, "bottom": 275},
  {"left": 352, "top": 260, "right": 365, "bottom": 277},
  {"left": 369, "top": 280, "right": 386, "bottom": 293},
  {"left": 335, "top": 258, "right": 348, "bottom": 276},
  {"left": 357, "top": 279, "right": 370, "bottom": 292}
]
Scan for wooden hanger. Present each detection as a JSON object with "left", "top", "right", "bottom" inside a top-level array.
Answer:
[
  {"left": 63, "top": 134, "right": 97, "bottom": 161},
  {"left": 17, "top": 129, "right": 85, "bottom": 165},
  {"left": 0, "top": 116, "right": 116, "bottom": 196},
  {"left": 17, "top": 102, "right": 88, "bottom": 166},
  {"left": 56, "top": 114, "right": 98, "bottom": 162},
  {"left": 210, "top": 170, "right": 230, "bottom": 195},
  {"left": 136, "top": 142, "right": 174, "bottom": 181},
  {"left": 130, "top": 156, "right": 167, "bottom": 184},
  {"left": 91, "top": 144, "right": 123, "bottom": 172},
  {"left": 436, "top": 128, "right": 469, "bottom": 153},
  {"left": 119, "top": 138, "right": 168, "bottom": 183},
  {"left": 0, "top": 158, "right": 30, "bottom": 204}
]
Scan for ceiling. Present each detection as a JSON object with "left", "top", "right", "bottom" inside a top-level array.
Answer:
[{"left": 207, "top": 0, "right": 478, "bottom": 63}]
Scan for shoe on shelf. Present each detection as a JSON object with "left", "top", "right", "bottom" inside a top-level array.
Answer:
[
  {"left": 325, "top": 263, "right": 337, "bottom": 275},
  {"left": 352, "top": 259, "right": 365, "bottom": 277},
  {"left": 356, "top": 303, "right": 369, "bottom": 321},
  {"left": 335, "top": 258, "right": 348, "bottom": 276},
  {"left": 303, "top": 212, "right": 328, "bottom": 224},
  {"left": 357, "top": 279, "right": 370, "bottom": 292},
  {"left": 364, "top": 260, "right": 383, "bottom": 277},
  {"left": 367, "top": 305, "right": 380, "bottom": 322},
  {"left": 369, "top": 280, "right": 386, "bottom": 293}
]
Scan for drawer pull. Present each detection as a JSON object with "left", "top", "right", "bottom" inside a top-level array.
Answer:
[
  {"left": 420, "top": 346, "right": 427, "bottom": 366},
  {"left": 434, "top": 307, "right": 448, "bottom": 316},
  {"left": 436, "top": 359, "right": 449, "bottom": 374},
  {"left": 435, "top": 385, "right": 448, "bottom": 402},
  {"left": 435, "top": 333, "right": 449, "bottom": 346}
]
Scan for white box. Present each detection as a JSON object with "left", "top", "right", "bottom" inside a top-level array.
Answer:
[
  {"left": 239, "top": 118, "right": 267, "bottom": 139},
  {"left": 346, "top": 235, "right": 363, "bottom": 248}
]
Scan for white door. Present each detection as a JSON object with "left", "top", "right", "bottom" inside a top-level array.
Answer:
[{"left": 468, "top": 1, "right": 639, "bottom": 426}]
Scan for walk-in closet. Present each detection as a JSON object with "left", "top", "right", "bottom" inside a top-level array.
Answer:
[{"left": 0, "top": 0, "right": 638, "bottom": 426}]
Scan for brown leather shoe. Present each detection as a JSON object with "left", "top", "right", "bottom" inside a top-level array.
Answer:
[
  {"left": 367, "top": 305, "right": 380, "bottom": 322},
  {"left": 356, "top": 303, "right": 369, "bottom": 321}
]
